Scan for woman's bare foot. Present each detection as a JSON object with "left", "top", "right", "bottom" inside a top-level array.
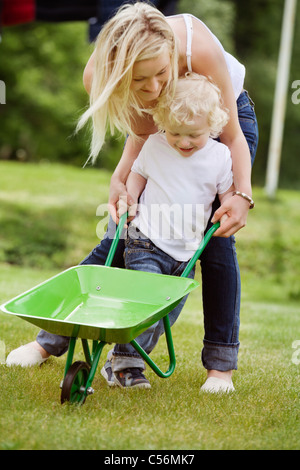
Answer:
[
  {"left": 200, "top": 370, "right": 234, "bottom": 393},
  {"left": 207, "top": 369, "right": 232, "bottom": 383},
  {"left": 30, "top": 341, "right": 51, "bottom": 359},
  {"left": 6, "top": 341, "right": 50, "bottom": 367}
]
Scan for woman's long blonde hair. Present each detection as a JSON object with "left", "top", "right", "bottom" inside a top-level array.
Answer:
[{"left": 77, "top": 2, "right": 178, "bottom": 164}]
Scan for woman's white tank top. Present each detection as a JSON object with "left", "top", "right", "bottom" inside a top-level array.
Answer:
[{"left": 172, "top": 13, "right": 245, "bottom": 99}]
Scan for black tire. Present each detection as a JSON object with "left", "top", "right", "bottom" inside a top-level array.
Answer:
[{"left": 60, "top": 361, "right": 90, "bottom": 404}]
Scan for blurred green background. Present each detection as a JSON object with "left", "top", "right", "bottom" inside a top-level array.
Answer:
[
  {"left": 1, "top": 0, "right": 300, "bottom": 187},
  {"left": 1, "top": 2, "right": 299, "bottom": 450}
]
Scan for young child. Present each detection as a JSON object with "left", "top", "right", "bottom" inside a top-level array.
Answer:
[{"left": 103, "top": 73, "right": 235, "bottom": 392}]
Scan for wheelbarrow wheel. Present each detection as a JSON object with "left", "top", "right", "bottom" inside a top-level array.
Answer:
[{"left": 61, "top": 361, "right": 90, "bottom": 405}]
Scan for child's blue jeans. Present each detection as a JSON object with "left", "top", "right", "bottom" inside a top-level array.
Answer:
[
  {"left": 36, "top": 90, "right": 258, "bottom": 372},
  {"left": 111, "top": 231, "right": 195, "bottom": 372}
]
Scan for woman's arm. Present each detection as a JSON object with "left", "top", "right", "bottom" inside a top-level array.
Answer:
[
  {"left": 82, "top": 52, "right": 157, "bottom": 223},
  {"left": 216, "top": 184, "right": 235, "bottom": 231},
  {"left": 117, "top": 171, "right": 147, "bottom": 224},
  {"left": 109, "top": 107, "right": 158, "bottom": 222},
  {"left": 190, "top": 24, "right": 252, "bottom": 236},
  {"left": 218, "top": 184, "right": 235, "bottom": 206},
  {"left": 109, "top": 136, "right": 146, "bottom": 223}
]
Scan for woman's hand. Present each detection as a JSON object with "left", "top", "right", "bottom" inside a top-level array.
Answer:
[
  {"left": 108, "top": 176, "right": 135, "bottom": 224},
  {"left": 110, "top": 170, "right": 147, "bottom": 226},
  {"left": 211, "top": 194, "right": 250, "bottom": 237}
]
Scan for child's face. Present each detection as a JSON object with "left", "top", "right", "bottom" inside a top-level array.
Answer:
[
  {"left": 165, "top": 115, "right": 210, "bottom": 157},
  {"left": 131, "top": 50, "right": 171, "bottom": 103}
]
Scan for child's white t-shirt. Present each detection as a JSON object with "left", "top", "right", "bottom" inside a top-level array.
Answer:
[{"left": 130, "top": 133, "right": 233, "bottom": 261}]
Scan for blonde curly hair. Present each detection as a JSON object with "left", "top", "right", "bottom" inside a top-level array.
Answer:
[
  {"left": 77, "top": 2, "right": 178, "bottom": 163},
  {"left": 152, "top": 73, "right": 229, "bottom": 138}
]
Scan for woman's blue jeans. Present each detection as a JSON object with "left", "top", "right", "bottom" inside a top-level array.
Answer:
[{"left": 36, "top": 90, "right": 258, "bottom": 372}]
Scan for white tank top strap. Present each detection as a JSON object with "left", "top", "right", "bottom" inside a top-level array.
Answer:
[
  {"left": 167, "top": 12, "right": 245, "bottom": 98},
  {"left": 182, "top": 14, "right": 193, "bottom": 73}
]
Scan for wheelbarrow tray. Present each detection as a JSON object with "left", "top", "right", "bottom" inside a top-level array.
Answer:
[{"left": 1, "top": 264, "right": 199, "bottom": 344}]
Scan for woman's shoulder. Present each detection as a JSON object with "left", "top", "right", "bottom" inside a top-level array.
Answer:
[
  {"left": 166, "top": 13, "right": 216, "bottom": 42},
  {"left": 166, "top": 15, "right": 187, "bottom": 67},
  {"left": 166, "top": 14, "right": 223, "bottom": 77}
]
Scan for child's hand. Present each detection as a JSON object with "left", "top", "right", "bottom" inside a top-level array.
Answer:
[
  {"left": 127, "top": 202, "right": 138, "bottom": 221},
  {"left": 116, "top": 195, "right": 128, "bottom": 218},
  {"left": 116, "top": 195, "right": 137, "bottom": 227}
]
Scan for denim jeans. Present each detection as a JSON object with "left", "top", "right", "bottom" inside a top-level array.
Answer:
[
  {"left": 36, "top": 90, "right": 258, "bottom": 371},
  {"left": 198, "top": 90, "right": 258, "bottom": 370}
]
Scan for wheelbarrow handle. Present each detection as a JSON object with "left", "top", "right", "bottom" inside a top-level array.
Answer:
[
  {"left": 105, "top": 212, "right": 128, "bottom": 267},
  {"left": 105, "top": 213, "right": 220, "bottom": 275},
  {"left": 180, "top": 222, "right": 220, "bottom": 278}
]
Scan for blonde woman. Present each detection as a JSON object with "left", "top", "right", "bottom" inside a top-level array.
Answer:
[{"left": 7, "top": 3, "right": 258, "bottom": 393}]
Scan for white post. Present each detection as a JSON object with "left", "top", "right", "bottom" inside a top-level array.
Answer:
[{"left": 265, "top": 0, "right": 297, "bottom": 198}]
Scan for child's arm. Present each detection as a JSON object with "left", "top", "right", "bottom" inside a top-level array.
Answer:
[
  {"left": 127, "top": 171, "right": 147, "bottom": 203},
  {"left": 117, "top": 171, "right": 147, "bottom": 223}
]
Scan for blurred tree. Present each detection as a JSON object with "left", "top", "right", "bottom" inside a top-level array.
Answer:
[
  {"left": 179, "top": 0, "right": 300, "bottom": 188},
  {"left": 178, "top": 0, "right": 235, "bottom": 53},
  {"left": 0, "top": 22, "right": 93, "bottom": 166},
  {"left": 231, "top": 0, "right": 300, "bottom": 187},
  {"left": 0, "top": 0, "right": 299, "bottom": 187}
]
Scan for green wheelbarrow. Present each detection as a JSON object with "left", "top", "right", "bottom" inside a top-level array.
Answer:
[{"left": 1, "top": 213, "right": 219, "bottom": 405}]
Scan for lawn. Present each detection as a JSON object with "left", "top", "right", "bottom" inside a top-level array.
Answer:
[{"left": 0, "top": 161, "right": 299, "bottom": 450}]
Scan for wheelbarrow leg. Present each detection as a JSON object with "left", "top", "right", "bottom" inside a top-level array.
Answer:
[
  {"left": 82, "top": 340, "right": 106, "bottom": 396},
  {"left": 63, "top": 336, "right": 77, "bottom": 378},
  {"left": 81, "top": 339, "right": 101, "bottom": 366},
  {"left": 130, "top": 314, "right": 176, "bottom": 378}
]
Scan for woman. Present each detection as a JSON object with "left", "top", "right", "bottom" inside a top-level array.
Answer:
[{"left": 7, "top": 3, "right": 258, "bottom": 393}]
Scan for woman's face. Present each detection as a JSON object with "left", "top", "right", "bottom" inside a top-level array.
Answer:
[{"left": 131, "top": 49, "right": 171, "bottom": 103}]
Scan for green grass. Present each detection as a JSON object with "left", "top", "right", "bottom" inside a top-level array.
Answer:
[
  {"left": 0, "top": 161, "right": 299, "bottom": 450},
  {"left": 0, "top": 161, "right": 111, "bottom": 268}
]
